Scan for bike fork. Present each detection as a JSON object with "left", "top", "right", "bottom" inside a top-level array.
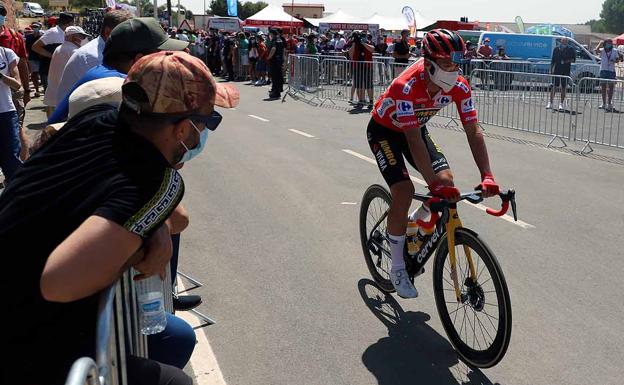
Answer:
[{"left": 446, "top": 208, "right": 478, "bottom": 303}]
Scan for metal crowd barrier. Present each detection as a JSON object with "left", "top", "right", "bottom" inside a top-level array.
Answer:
[
  {"left": 65, "top": 270, "right": 149, "bottom": 385},
  {"left": 573, "top": 77, "right": 624, "bottom": 151},
  {"left": 287, "top": 54, "right": 411, "bottom": 105},
  {"left": 462, "top": 69, "right": 574, "bottom": 146}
]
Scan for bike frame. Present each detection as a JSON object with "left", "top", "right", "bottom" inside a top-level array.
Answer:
[{"left": 367, "top": 189, "right": 515, "bottom": 302}]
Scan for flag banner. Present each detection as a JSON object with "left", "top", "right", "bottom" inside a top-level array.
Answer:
[
  {"left": 401, "top": 6, "right": 417, "bottom": 38},
  {"left": 515, "top": 16, "right": 525, "bottom": 34},
  {"left": 227, "top": 0, "right": 237, "bottom": 17}
]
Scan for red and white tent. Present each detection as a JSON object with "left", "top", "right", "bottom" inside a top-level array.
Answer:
[{"left": 245, "top": 5, "right": 304, "bottom": 28}]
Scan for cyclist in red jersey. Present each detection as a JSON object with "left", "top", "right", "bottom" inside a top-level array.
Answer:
[{"left": 367, "top": 29, "right": 501, "bottom": 298}]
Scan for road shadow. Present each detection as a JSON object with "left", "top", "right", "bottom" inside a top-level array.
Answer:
[
  {"left": 358, "top": 279, "right": 498, "bottom": 385},
  {"left": 348, "top": 106, "right": 372, "bottom": 115}
]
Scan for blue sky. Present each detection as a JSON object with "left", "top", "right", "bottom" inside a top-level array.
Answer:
[{"left": 181, "top": 0, "right": 605, "bottom": 24}]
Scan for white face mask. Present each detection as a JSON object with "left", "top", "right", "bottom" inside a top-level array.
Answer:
[{"left": 428, "top": 60, "right": 459, "bottom": 93}]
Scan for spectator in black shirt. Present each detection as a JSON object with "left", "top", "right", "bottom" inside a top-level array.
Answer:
[
  {"left": 267, "top": 27, "right": 285, "bottom": 98},
  {"left": 548, "top": 37, "right": 576, "bottom": 111},
  {"left": 375, "top": 35, "right": 388, "bottom": 56},
  {"left": 25, "top": 22, "right": 43, "bottom": 97},
  {"left": 222, "top": 33, "right": 235, "bottom": 81},
  {"left": 393, "top": 29, "right": 411, "bottom": 63},
  {"left": 0, "top": 51, "right": 240, "bottom": 385}
]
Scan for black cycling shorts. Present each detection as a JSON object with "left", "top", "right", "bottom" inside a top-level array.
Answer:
[{"left": 367, "top": 118, "right": 450, "bottom": 188}]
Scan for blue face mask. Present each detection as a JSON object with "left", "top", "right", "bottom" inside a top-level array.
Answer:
[
  {"left": 177, "top": 121, "right": 208, "bottom": 164},
  {"left": 0, "top": 15, "right": 6, "bottom": 26}
]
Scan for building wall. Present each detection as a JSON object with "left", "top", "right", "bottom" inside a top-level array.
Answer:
[{"left": 282, "top": 5, "right": 324, "bottom": 19}]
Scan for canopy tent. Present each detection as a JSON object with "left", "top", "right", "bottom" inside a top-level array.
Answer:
[
  {"left": 305, "top": 9, "right": 361, "bottom": 27},
  {"left": 526, "top": 24, "right": 574, "bottom": 39},
  {"left": 613, "top": 33, "right": 624, "bottom": 45},
  {"left": 244, "top": 5, "right": 304, "bottom": 27},
  {"left": 361, "top": 13, "right": 406, "bottom": 31}
]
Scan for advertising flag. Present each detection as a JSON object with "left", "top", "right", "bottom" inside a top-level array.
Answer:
[
  {"left": 401, "top": 6, "right": 417, "bottom": 38},
  {"left": 515, "top": 16, "right": 525, "bottom": 33},
  {"left": 227, "top": 0, "right": 237, "bottom": 17}
]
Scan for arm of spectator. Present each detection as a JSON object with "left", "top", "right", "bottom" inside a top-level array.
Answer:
[
  {"left": 40, "top": 215, "right": 143, "bottom": 303},
  {"left": 348, "top": 45, "right": 355, "bottom": 58},
  {"left": 1, "top": 59, "right": 22, "bottom": 91},
  {"left": 32, "top": 38, "right": 52, "bottom": 58},
  {"left": 364, "top": 43, "right": 375, "bottom": 52},
  {"left": 267, "top": 46, "right": 276, "bottom": 60},
  {"left": 17, "top": 58, "right": 29, "bottom": 92}
]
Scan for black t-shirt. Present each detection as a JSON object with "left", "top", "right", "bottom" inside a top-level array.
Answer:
[
  {"left": 375, "top": 42, "right": 388, "bottom": 55},
  {"left": 0, "top": 105, "right": 185, "bottom": 385},
  {"left": 223, "top": 38, "right": 233, "bottom": 56},
  {"left": 271, "top": 37, "right": 285, "bottom": 63},
  {"left": 551, "top": 46, "right": 576, "bottom": 75},
  {"left": 394, "top": 39, "right": 410, "bottom": 56},
  {"left": 25, "top": 33, "right": 42, "bottom": 61}
]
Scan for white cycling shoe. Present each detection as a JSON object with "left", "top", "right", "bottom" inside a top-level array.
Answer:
[{"left": 391, "top": 268, "right": 418, "bottom": 298}]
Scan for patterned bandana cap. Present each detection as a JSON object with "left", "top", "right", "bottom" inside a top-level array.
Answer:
[{"left": 123, "top": 51, "right": 239, "bottom": 115}]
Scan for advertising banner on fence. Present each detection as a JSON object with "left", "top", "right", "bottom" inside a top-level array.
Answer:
[{"left": 319, "top": 23, "right": 380, "bottom": 42}]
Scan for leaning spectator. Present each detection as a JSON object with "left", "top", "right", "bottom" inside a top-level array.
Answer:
[
  {"left": 596, "top": 39, "right": 622, "bottom": 112},
  {"left": 25, "top": 22, "right": 43, "bottom": 97},
  {"left": 306, "top": 34, "right": 318, "bottom": 55},
  {"left": 495, "top": 46, "right": 510, "bottom": 60},
  {"left": 56, "top": 10, "right": 133, "bottom": 106},
  {"left": 0, "top": 50, "right": 238, "bottom": 385},
  {"left": 0, "top": 42, "right": 24, "bottom": 182},
  {"left": 32, "top": 12, "right": 74, "bottom": 108},
  {"left": 43, "top": 26, "right": 89, "bottom": 113},
  {"left": 49, "top": 17, "right": 188, "bottom": 124},
  {"left": 465, "top": 40, "right": 477, "bottom": 59},
  {"left": 547, "top": 37, "right": 575, "bottom": 111},
  {"left": 477, "top": 37, "right": 493, "bottom": 59}
]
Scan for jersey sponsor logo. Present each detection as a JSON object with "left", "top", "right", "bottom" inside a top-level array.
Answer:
[
  {"left": 433, "top": 95, "right": 452, "bottom": 108},
  {"left": 461, "top": 97, "right": 475, "bottom": 113},
  {"left": 402, "top": 77, "right": 417, "bottom": 94},
  {"left": 413, "top": 108, "right": 439, "bottom": 124},
  {"left": 376, "top": 97, "right": 395, "bottom": 118},
  {"left": 396, "top": 100, "right": 413, "bottom": 117},
  {"left": 456, "top": 80, "right": 470, "bottom": 94},
  {"left": 464, "top": 115, "right": 478, "bottom": 122},
  {"left": 374, "top": 140, "right": 398, "bottom": 171}
]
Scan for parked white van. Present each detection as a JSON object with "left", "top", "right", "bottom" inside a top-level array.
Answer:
[{"left": 23, "top": 2, "right": 45, "bottom": 17}]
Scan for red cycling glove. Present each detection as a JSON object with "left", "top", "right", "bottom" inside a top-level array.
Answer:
[
  {"left": 428, "top": 180, "right": 461, "bottom": 200},
  {"left": 476, "top": 172, "right": 500, "bottom": 196}
]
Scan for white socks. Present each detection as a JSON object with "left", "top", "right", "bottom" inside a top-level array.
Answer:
[{"left": 388, "top": 234, "right": 406, "bottom": 270}]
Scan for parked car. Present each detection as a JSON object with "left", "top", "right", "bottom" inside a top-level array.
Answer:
[{"left": 23, "top": 2, "right": 45, "bottom": 17}]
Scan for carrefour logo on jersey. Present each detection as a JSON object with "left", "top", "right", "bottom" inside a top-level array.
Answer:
[
  {"left": 376, "top": 98, "right": 395, "bottom": 118},
  {"left": 461, "top": 97, "right": 475, "bottom": 113},
  {"left": 396, "top": 100, "right": 413, "bottom": 117},
  {"left": 433, "top": 95, "right": 452, "bottom": 108}
]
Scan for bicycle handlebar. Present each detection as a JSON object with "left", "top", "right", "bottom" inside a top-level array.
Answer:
[{"left": 415, "top": 189, "right": 517, "bottom": 225}]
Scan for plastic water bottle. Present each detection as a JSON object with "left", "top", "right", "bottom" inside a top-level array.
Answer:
[{"left": 135, "top": 275, "right": 167, "bottom": 335}]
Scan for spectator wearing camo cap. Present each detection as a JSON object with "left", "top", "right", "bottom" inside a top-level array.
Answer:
[{"left": 0, "top": 51, "right": 238, "bottom": 385}]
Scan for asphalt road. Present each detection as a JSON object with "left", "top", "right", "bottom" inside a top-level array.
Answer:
[{"left": 172, "top": 83, "right": 623, "bottom": 385}]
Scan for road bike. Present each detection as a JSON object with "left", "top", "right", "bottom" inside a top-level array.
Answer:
[{"left": 359, "top": 185, "right": 517, "bottom": 368}]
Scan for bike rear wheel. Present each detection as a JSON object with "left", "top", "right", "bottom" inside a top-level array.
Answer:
[
  {"left": 432, "top": 228, "right": 512, "bottom": 368},
  {"left": 359, "top": 184, "right": 395, "bottom": 293}
]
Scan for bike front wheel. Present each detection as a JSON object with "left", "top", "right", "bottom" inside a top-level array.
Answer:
[
  {"left": 432, "top": 228, "right": 512, "bottom": 368},
  {"left": 359, "top": 184, "right": 395, "bottom": 293}
]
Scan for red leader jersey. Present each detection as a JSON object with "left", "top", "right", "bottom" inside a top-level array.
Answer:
[{"left": 372, "top": 59, "right": 477, "bottom": 132}]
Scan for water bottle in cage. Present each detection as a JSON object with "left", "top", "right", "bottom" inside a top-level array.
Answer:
[{"left": 135, "top": 274, "right": 167, "bottom": 335}]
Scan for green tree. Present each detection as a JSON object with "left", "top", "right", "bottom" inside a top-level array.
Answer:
[
  {"left": 208, "top": 0, "right": 267, "bottom": 19},
  {"left": 600, "top": 0, "right": 624, "bottom": 33},
  {"left": 585, "top": 19, "right": 608, "bottom": 33}
]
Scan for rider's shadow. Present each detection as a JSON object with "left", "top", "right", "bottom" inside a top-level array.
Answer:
[{"left": 358, "top": 279, "right": 499, "bottom": 385}]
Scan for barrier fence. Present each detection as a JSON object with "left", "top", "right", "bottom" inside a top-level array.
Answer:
[{"left": 286, "top": 54, "right": 624, "bottom": 152}]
